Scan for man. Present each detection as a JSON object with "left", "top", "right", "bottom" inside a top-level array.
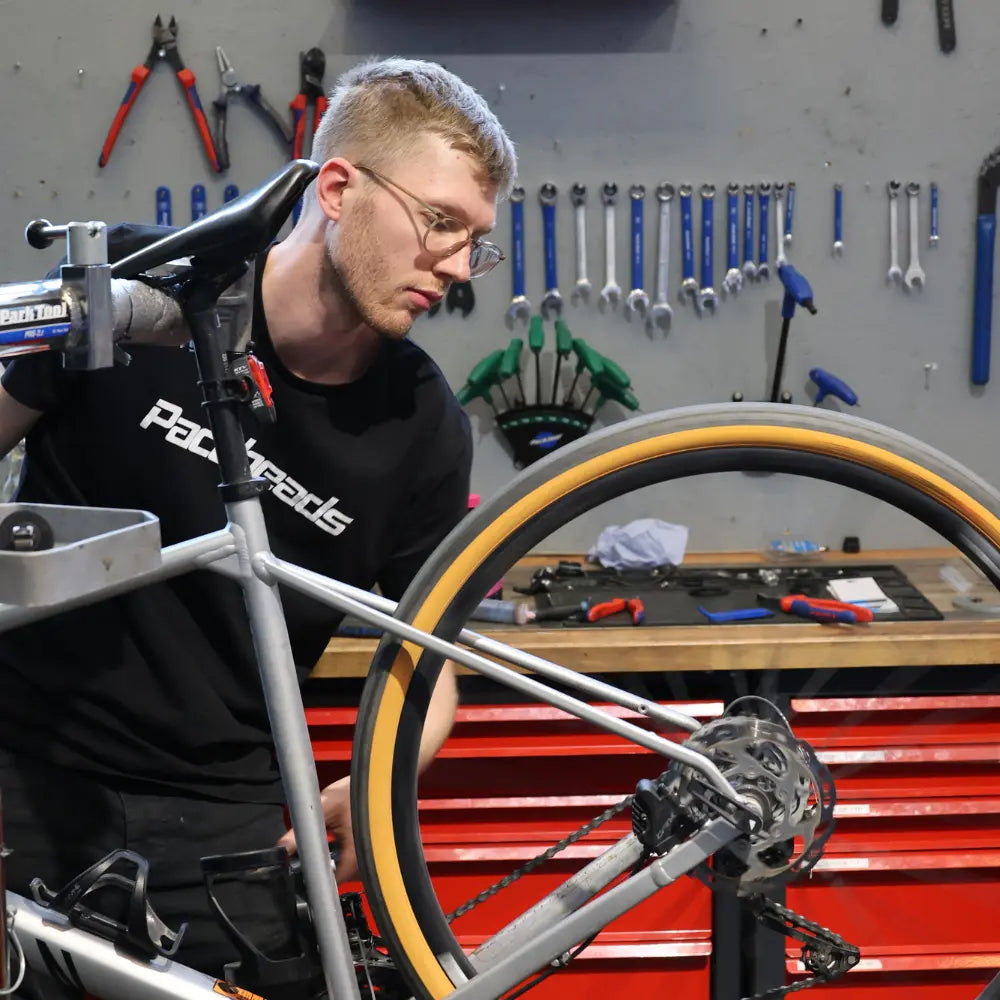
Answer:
[{"left": 0, "top": 56, "right": 516, "bottom": 992}]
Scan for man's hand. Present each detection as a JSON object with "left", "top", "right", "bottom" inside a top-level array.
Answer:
[{"left": 276, "top": 775, "right": 359, "bottom": 883}]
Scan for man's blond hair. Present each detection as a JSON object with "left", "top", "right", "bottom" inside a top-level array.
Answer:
[{"left": 311, "top": 57, "right": 517, "bottom": 198}]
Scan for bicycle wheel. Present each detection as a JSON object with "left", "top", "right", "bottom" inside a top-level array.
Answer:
[{"left": 351, "top": 402, "right": 1000, "bottom": 999}]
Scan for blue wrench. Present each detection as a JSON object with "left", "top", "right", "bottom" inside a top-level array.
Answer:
[
  {"left": 742, "top": 183, "right": 757, "bottom": 280},
  {"left": 625, "top": 184, "right": 649, "bottom": 319},
  {"left": 699, "top": 183, "right": 718, "bottom": 311},
  {"left": 539, "top": 182, "right": 562, "bottom": 319},
  {"left": 679, "top": 184, "right": 698, "bottom": 307},
  {"left": 757, "top": 182, "right": 772, "bottom": 279},
  {"left": 723, "top": 182, "right": 742, "bottom": 293},
  {"left": 507, "top": 186, "right": 531, "bottom": 323}
]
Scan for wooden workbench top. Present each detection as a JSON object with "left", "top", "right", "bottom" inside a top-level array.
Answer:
[{"left": 310, "top": 548, "right": 1000, "bottom": 678}]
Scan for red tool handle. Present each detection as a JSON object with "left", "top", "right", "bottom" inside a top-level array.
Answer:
[
  {"left": 290, "top": 94, "right": 328, "bottom": 160},
  {"left": 176, "top": 68, "right": 221, "bottom": 173},
  {"left": 98, "top": 65, "right": 150, "bottom": 167},
  {"left": 587, "top": 597, "right": 644, "bottom": 625},
  {"left": 782, "top": 594, "right": 874, "bottom": 624}
]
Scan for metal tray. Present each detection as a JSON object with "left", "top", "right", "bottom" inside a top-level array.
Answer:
[{"left": 0, "top": 503, "right": 161, "bottom": 607}]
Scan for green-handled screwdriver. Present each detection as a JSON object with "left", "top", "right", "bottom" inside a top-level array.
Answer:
[
  {"left": 528, "top": 315, "right": 545, "bottom": 404},
  {"left": 551, "top": 319, "right": 573, "bottom": 404}
]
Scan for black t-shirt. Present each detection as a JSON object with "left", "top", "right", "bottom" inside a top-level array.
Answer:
[{"left": 0, "top": 224, "right": 472, "bottom": 802}]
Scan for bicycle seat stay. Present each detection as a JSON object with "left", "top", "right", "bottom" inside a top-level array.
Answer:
[{"left": 110, "top": 159, "right": 319, "bottom": 280}]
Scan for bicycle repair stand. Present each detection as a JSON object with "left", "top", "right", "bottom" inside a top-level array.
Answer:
[{"left": 0, "top": 164, "right": 366, "bottom": 1000}]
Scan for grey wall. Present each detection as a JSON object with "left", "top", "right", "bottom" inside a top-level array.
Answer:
[{"left": 1, "top": 0, "right": 996, "bottom": 555}]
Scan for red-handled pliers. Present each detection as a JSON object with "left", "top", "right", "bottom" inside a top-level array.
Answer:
[
  {"left": 587, "top": 597, "right": 645, "bottom": 625},
  {"left": 758, "top": 591, "right": 874, "bottom": 624},
  {"left": 290, "top": 48, "right": 328, "bottom": 160},
  {"left": 98, "top": 15, "right": 220, "bottom": 173}
]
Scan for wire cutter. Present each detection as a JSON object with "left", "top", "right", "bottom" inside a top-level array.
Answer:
[
  {"left": 290, "top": 48, "right": 328, "bottom": 160},
  {"left": 212, "top": 47, "right": 294, "bottom": 172},
  {"left": 99, "top": 15, "right": 219, "bottom": 172}
]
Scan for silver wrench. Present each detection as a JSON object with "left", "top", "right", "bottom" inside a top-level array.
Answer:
[
  {"left": 904, "top": 181, "right": 925, "bottom": 290},
  {"left": 774, "top": 183, "right": 788, "bottom": 269},
  {"left": 699, "top": 183, "right": 718, "bottom": 312},
  {"left": 570, "top": 182, "right": 590, "bottom": 303},
  {"left": 599, "top": 182, "right": 621, "bottom": 308},
  {"left": 539, "top": 182, "right": 562, "bottom": 319},
  {"left": 887, "top": 179, "right": 902, "bottom": 283},
  {"left": 625, "top": 184, "right": 649, "bottom": 319},
  {"left": 723, "top": 183, "right": 742, "bottom": 294},
  {"left": 742, "top": 184, "right": 757, "bottom": 280},
  {"left": 507, "top": 185, "right": 531, "bottom": 322},
  {"left": 649, "top": 182, "right": 674, "bottom": 331}
]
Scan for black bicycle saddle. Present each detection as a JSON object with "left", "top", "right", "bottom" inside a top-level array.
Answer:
[{"left": 110, "top": 159, "right": 319, "bottom": 279}]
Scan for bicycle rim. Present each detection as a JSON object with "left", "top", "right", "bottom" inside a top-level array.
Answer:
[{"left": 351, "top": 403, "right": 1000, "bottom": 999}]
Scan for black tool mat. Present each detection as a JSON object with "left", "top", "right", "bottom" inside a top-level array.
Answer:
[{"left": 529, "top": 563, "right": 943, "bottom": 626}]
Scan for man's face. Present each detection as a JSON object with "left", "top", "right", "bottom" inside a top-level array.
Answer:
[{"left": 325, "top": 136, "right": 499, "bottom": 338}]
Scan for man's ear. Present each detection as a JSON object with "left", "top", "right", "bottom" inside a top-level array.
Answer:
[{"left": 315, "top": 158, "right": 354, "bottom": 222}]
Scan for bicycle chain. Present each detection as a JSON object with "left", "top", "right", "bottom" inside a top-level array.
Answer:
[
  {"left": 446, "top": 798, "right": 860, "bottom": 998},
  {"left": 444, "top": 794, "right": 634, "bottom": 922}
]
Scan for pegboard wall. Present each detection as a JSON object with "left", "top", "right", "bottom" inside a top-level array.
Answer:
[{"left": 1, "top": 0, "right": 997, "bottom": 555}]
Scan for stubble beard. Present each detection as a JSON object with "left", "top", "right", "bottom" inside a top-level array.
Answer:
[{"left": 323, "top": 200, "right": 414, "bottom": 340}]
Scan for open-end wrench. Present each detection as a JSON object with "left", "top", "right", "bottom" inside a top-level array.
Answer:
[
  {"left": 650, "top": 182, "right": 674, "bottom": 331},
  {"left": 626, "top": 184, "right": 649, "bottom": 319},
  {"left": 507, "top": 185, "right": 531, "bottom": 322},
  {"left": 699, "top": 184, "right": 718, "bottom": 312},
  {"left": 570, "top": 183, "right": 591, "bottom": 303},
  {"left": 774, "top": 183, "right": 788, "bottom": 269},
  {"left": 742, "top": 183, "right": 757, "bottom": 280},
  {"left": 723, "top": 183, "right": 742, "bottom": 294},
  {"left": 679, "top": 184, "right": 698, "bottom": 308},
  {"left": 904, "top": 181, "right": 925, "bottom": 290},
  {"left": 539, "top": 182, "right": 562, "bottom": 319},
  {"left": 757, "top": 182, "right": 772, "bottom": 279},
  {"left": 887, "top": 179, "right": 902, "bottom": 283},
  {"left": 833, "top": 183, "right": 844, "bottom": 255},
  {"left": 599, "top": 182, "right": 621, "bottom": 308},
  {"left": 784, "top": 181, "right": 796, "bottom": 245}
]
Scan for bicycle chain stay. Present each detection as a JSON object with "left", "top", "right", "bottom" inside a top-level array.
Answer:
[{"left": 446, "top": 795, "right": 860, "bottom": 997}]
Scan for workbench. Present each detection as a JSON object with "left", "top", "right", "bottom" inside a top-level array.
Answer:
[{"left": 310, "top": 548, "right": 1000, "bottom": 681}]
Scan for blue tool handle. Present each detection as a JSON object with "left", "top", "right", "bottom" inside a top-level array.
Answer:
[
  {"left": 809, "top": 367, "right": 858, "bottom": 406},
  {"left": 727, "top": 190, "right": 739, "bottom": 269},
  {"left": 758, "top": 191, "right": 770, "bottom": 265},
  {"left": 973, "top": 214, "right": 996, "bottom": 385},
  {"left": 698, "top": 606, "right": 775, "bottom": 624},
  {"left": 834, "top": 186, "right": 843, "bottom": 243},
  {"left": 784, "top": 183, "right": 796, "bottom": 240},
  {"left": 224, "top": 184, "right": 239, "bottom": 203},
  {"left": 778, "top": 263, "right": 815, "bottom": 319},
  {"left": 701, "top": 191, "right": 714, "bottom": 287},
  {"left": 191, "top": 183, "right": 207, "bottom": 221},
  {"left": 930, "top": 183, "right": 939, "bottom": 241},
  {"left": 681, "top": 190, "right": 695, "bottom": 280},
  {"left": 787, "top": 598, "right": 856, "bottom": 624},
  {"left": 542, "top": 202, "right": 557, "bottom": 290},
  {"left": 743, "top": 189, "right": 755, "bottom": 264},
  {"left": 512, "top": 199, "right": 526, "bottom": 298},
  {"left": 156, "top": 186, "right": 171, "bottom": 226},
  {"left": 631, "top": 196, "right": 644, "bottom": 291}
]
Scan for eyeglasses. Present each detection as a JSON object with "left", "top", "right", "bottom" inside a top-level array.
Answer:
[{"left": 355, "top": 164, "right": 505, "bottom": 278}]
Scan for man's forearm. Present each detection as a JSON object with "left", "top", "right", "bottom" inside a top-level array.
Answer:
[{"left": 417, "top": 658, "right": 458, "bottom": 772}]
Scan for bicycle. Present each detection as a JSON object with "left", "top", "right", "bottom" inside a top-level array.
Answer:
[{"left": 0, "top": 159, "right": 999, "bottom": 1000}]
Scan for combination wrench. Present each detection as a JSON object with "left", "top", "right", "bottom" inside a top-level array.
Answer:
[
  {"left": 742, "top": 183, "right": 757, "bottom": 280},
  {"left": 833, "top": 184, "right": 844, "bottom": 255},
  {"left": 570, "top": 183, "right": 591, "bottom": 303},
  {"left": 599, "top": 182, "right": 621, "bottom": 308},
  {"left": 784, "top": 181, "right": 796, "bottom": 244},
  {"left": 679, "top": 184, "right": 698, "bottom": 308},
  {"left": 649, "top": 182, "right": 674, "bottom": 331},
  {"left": 699, "top": 184, "right": 718, "bottom": 312},
  {"left": 887, "top": 179, "right": 902, "bottom": 283},
  {"left": 757, "top": 182, "right": 772, "bottom": 280},
  {"left": 904, "top": 181, "right": 925, "bottom": 290},
  {"left": 929, "top": 182, "right": 939, "bottom": 247},
  {"left": 774, "top": 183, "right": 788, "bottom": 269},
  {"left": 507, "top": 185, "right": 531, "bottom": 322},
  {"left": 539, "top": 182, "right": 562, "bottom": 319},
  {"left": 723, "top": 183, "right": 742, "bottom": 294},
  {"left": 626, "top": 184, "right": 649, "bottom": 319}
]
